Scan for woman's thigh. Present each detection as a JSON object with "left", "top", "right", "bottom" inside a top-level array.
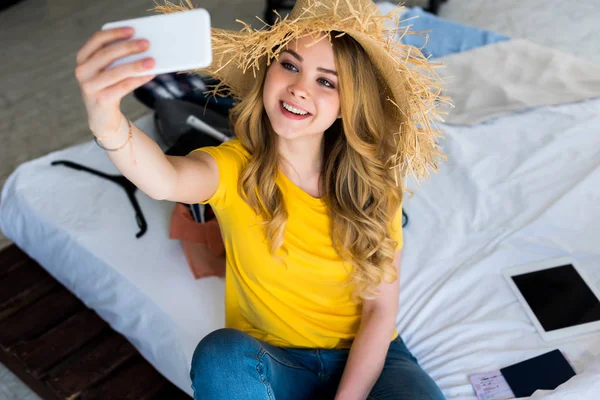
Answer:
[
  {"left": 368, "top": 336, "right": 446, "bottom": 400},
  {"left": 190, "top": 328, "right": 321, "bottom": 400}
]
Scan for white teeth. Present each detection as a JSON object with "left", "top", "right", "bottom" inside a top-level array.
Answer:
[{"left": 282, "top": 101, "right": 308, "bottom": 115}]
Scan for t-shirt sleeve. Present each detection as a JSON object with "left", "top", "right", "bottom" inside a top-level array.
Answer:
[
  {"left": 390, "top": 203, "right": 404, "bottom": 251},
  {"left": 188, "top": 139, "right": 248, "bottom": 210}
]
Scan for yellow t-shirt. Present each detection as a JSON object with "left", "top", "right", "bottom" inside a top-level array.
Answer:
[{"left": 192, "top": 139, "right": 403, "bottom": 349}]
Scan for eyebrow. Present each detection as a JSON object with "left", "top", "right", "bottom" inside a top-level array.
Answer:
[{"left": 281, "top": 49, "right": 338, "bottom": 77}]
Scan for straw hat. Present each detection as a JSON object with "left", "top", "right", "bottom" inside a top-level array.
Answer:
[{"left": 152, "top": 0, "right": 452, "bottom": 188}]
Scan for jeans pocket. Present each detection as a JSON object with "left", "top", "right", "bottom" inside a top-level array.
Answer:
[{"left": 260, "top": 345, "right": 311, "bottom": 370}]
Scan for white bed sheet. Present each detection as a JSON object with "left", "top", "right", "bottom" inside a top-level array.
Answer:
[
  {"left": 398, "top": 97, "right": 600, "bottom": 398},
  {"left": 2, "top": 98, "right": 600, "bottom": 399}
]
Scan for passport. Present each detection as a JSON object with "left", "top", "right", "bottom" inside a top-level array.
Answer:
[{"left": 500, "top": 349, "right": 576, "bottom": 397}]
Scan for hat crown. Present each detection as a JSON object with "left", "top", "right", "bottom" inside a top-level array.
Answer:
[{"left": 289, "top": 0, "right": 379, "bottom": 21}]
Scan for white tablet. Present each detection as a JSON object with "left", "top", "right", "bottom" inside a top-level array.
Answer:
[
  {"left": 503, "top": 257, "right": 600, "bottom": 342},
  {"left": 102, "top": 8, "right": 212, "bottom": 77}
]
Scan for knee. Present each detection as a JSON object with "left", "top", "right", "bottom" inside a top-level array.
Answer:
[{"left": 190, "top": 328, "right": 260, "bottom": 382}]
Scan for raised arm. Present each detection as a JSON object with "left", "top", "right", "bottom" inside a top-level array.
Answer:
[{"left": 74, "top": 26, "right": 218, "bottom": 203}]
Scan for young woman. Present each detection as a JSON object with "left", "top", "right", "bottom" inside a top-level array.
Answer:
[{"left": 74, "top": 0, "right": 448, "bottom": 399}]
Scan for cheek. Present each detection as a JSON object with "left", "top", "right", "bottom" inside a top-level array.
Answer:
[
  {"left": 317, "top": 95, "right": 340, "bottom": 119},
  {"left": 265, "top": 67, "right": 284, "bottom": 89},
  {"left": 263, "top": 72, "right": 273, "bottom": 98},
  {"left": 264, "top": 72, "right": 286, "bottom": 108}
]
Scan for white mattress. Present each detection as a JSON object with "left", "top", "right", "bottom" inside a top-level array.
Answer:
[{"left": 2, "top": 101, "right": 600, "bottom": 399}]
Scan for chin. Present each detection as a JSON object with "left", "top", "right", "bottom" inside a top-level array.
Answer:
[
  {"left": 267, "top": 112, "right": 307, "bottom": 139},
  {"left": 271, "top": 125, "right": 305, "bottom": 139}
]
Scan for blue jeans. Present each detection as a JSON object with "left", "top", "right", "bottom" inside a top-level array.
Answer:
[{"left": 190, "top": 328, "right": 446, "bottom": 399}]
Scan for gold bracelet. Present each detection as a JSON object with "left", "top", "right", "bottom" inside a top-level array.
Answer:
[
  {"left": 95, "top": 113, "right": 126, "bottom": 140},
  {"left": 94, "top": 117, "right": 132, "bottom": 151},
  {"left": 93, "top": 117, "right": 137, "bottom": 166}
]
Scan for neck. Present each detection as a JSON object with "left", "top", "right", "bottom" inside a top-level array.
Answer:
[{"left": 277, "top": 133, "right": 324, "bottom": 180}]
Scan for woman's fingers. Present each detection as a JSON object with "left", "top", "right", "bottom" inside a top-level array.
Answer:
[
  {"left": 94, "top": 73, "right": 157, "bottom": 107},
  {"left": 76, "top": 27, "right": 133, "bottom": 66},
  {"left": 74, "top": 27, "right": 158, "bottom": 137},
  {"left": 80, "top": 56, "right": 155, "bottom": 98},
  {"left": 76, "top": 38, "right": 150, "bottom": 84}
]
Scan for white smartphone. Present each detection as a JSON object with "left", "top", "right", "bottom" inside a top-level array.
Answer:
[{"left": 101, "top": 8, "right": 212, "bottom": 77}]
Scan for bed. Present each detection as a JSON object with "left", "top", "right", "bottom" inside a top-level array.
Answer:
[{"left": 2, "top": 4, "right": 600, "bottom": 399}]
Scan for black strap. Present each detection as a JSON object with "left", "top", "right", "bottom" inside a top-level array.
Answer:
[{"left": 50, "top": 160, "right": 147, "bottom": 238}]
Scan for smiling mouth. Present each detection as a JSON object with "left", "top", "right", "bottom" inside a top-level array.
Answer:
[
  {"left": 279, "top": 100, "right": 310, "bottom": 115},
  {"left": 279, "top": 101, "right": 312, "bottom": 119}
]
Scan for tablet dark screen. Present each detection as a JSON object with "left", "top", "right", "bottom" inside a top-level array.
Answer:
[{"left": 511, "top": 264, "right": 600, "bottom": 331}]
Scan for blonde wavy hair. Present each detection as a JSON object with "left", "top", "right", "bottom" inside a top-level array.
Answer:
[{"left": 231, "top": 31, "right": 403, "bottom": 301}]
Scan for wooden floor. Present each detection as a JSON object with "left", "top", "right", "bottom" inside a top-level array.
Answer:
[{"left": 0, "top": 244, "right": 190, "bottom": 399}]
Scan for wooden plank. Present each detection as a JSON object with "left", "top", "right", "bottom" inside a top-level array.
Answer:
[
  {"left": 10, "top": 308, "right": 108, "bottom": 378},
  {"left": 0, "top": 348, "right": 59, "bottom": 400},
  {"left": 0, "top": 277, "right": 57, "bottom": 322},
  {"left": 46, "top": 332, "right": 137, "bottom": 398},
  {"left": 151, "top": 384, "right": 191, "bottom": 399},
  {"left": 79, "top": 356, "right": 168, "bottom": 400},
  {"left": 0, "top": 257, "right": 55, "bottom": 312},
  {"left": 0, "top": 244, "right": 28, "bottom": 274},
  {"left": 0, "top": 245, "right": 59, "bottom": 321},
  {"left": 0, "top": 287, "right": 82, "bottom": 348}
]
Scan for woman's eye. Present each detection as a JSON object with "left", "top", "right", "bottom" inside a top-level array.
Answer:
[
  {"left": 281, "top": 62, "right": 297, "bottom": 72},
  {"left": 281, "top": 62, "right": 335, "bottom": 89},
  {"left": 318, "top": 78, "right": 334, "bottom": 88}
]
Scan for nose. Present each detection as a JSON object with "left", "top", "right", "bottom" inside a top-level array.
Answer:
[{"left": 288, "top": 77, "right": 309, "bottom": 99}]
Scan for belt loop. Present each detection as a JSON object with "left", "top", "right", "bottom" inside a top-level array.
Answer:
[{"left": 315, "top": 349, "right": 326, "bottom": 379}]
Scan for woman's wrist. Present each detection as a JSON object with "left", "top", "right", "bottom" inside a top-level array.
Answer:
[{"left": 93, "top": 113, "right": 129, "bottom": 148}]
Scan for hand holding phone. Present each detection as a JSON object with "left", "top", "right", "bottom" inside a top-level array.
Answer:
[
  {"left": 74, "top": 27, "right": 157, "bottom": 139},
  {"left": 74, "top": 9, "right": 213, "bottom": 139},
  {"left": 101, "top": 8, "right": 212, "bottom": 77}
]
